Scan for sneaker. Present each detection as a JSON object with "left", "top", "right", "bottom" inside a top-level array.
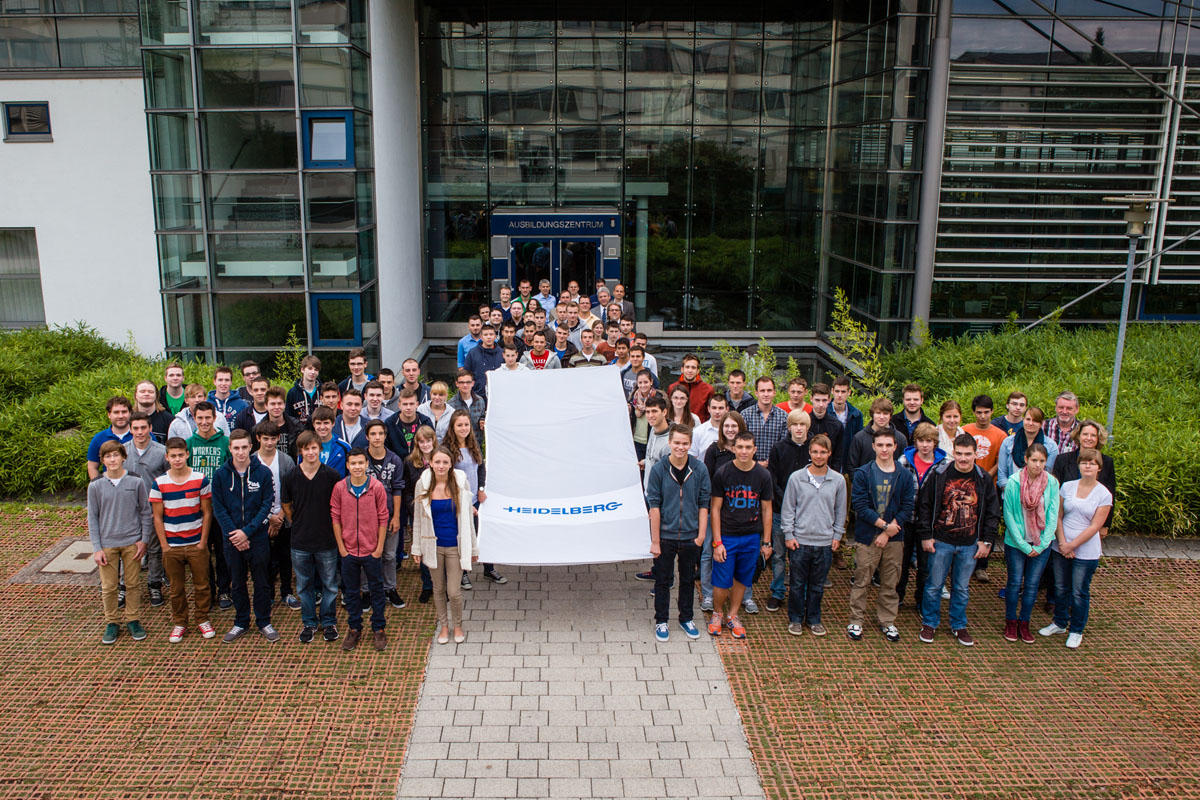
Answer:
[
  {"left": 323, "top": 626, "right": 339, "bottom": 642},
  {"left": 728, "top": 616, "right": 746, "bottom": 639},
  {"left": 742, "top": 598, "right": 759, "bottom": 615},
  {"left": 285, "top": 594, "right": 301, "bottom": 610},
  {"left": 299, "top": 626, "right": 315, "bottom": 644},
  {"left": 941, "top": 586, "right": 951, "bottom": 600},
  {"left": 1044, "top": 600, "right": 1056, "bottom": 614},
  {"left": 997, "top": 588, "right": 1007, "bottom": 600},
  {"left": 846, "top": 623, "right": 864, "bottom": 641},
  {"left": 765, "top": 596, "right": 782, "bottom": 613},
  {"left": 973, "top": 569, "right": 991, "bottom": 584},
  {"left": 342, "top": 628, "right": 361, "bottom": 651},
  {"left": 871, "top": 572, "right": 881, "bottom": 588},
  {"left": 218, "top": 593, "right": 233, "bottom": 610},
  {"left": 1066, "top": 632, "right": 1084, "bottom": 649},
  {"left": 127, "top": 620, "right": 147, "bottom": 641},
  {"left": 882, "top": 624, "right": 900, "bottom": 643},
  {"left": 832, "top": 550, "right": 848, "bottom": 570},
  {"left": 919, "top": 625, "right": 936, "bottom": 643},
  {"left": 419, "top": 588, "right": 432, "bottom": 604},
  {"left": 169, "top": 625, "right": 186, "bottom": 644},
  {"left": 1004, "top": 620, "right": 1018, "bottom": 642},
  {"left": 117, "top": 586, "right": 126, "bottom": 609},
  {"left": 654, "top": 622, "right": 670, "bottom": 642},
  {"left": 700, "top": 596, "right": 713, "bottom": 613},
  {"left": 460, "top": 573, "right": 473, "bottom": 591},
  {"left": 679, "top": 620, "right": 700, "bottom": 640},
  {"left": 148, "top": 584, "right": 165, "bottom": 607},
  {"left": 1018, "top": 621, "right": 1035, "bottom": 644},
  {"left": 810, "top": 623, "right": 828, "bottom": 637},
  {"left": 707, "top": 612, "right": 724, "bottom": 637},
  {"left": 634, "top": 571, "right": 654, "bottom": 581},
  {"left": 101, "top": 623, "right": 120, "bottom": 645},
  {"left": 373, "top": 629, "right": 388, "bottom": 651},
  {"left": 1039, "top": 622, "right": 1068, "bottom": 637},
  {"left": 387, "top": 589, "right": 406, "bottom": 609},
  {"left": 222, "top": 625, "right": 247, "bottom": 644},
  {"left": 823, "top": 578, "right": 833, "bottom": 589},
  {"left": 260, "top": 624, "right": 280, "bottom": 643},
  {"left": 953, "top": 628, "right": 975, "bottom": 647},
  {"left": 787, "top": 623, "right": 804, "bottom": 636},
  {"left": 483, "top": 568, "right": 508, "bottom": 584},
  {"left": 198, "top": 621, "right": 216, "bottom": 639},
  {"left": 649, "top": 587, "right": 655, "bottom": 597}
]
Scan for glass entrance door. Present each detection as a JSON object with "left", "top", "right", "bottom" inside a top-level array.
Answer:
[
  {"left": 511, "top": 239, "right": 552, "bottom": 291},
  {"left": 558, "top": 240, "right": 598, "bottom": 300},
  {"left": 508, "top": 237, "right": 600, "bottom": 297}
]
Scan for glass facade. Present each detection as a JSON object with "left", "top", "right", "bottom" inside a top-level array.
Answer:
[
  {"left": 0, "top": 0, "right": 140, "bottom": 70},
  {"left": 142, "top": 0, "right": 379, "bottom": 369}
]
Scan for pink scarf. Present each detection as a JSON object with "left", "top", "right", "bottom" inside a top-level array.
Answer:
[{"left": 1019, "top": 466, "right": 1048, "bottom": 545}]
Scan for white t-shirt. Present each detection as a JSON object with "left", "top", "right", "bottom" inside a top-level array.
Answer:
[
  {"left": 1053, "top": 480, "right": 1112, "bottom": 561},
  {"left": 258, "top": 450, "right": 283, "bottom": 514},
  {"left": 690, "top": 420, "right": 720, "bottom": 458}
]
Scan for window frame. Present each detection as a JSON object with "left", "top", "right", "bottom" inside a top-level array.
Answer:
[
  {"left": 310, "top": 291, "right": 362, "bottom": 346},
  {"left": 3, "top": 102, "right": 52, "bottom": 142},
  {"left": 301, "top": 109, "right": 354, "bottom": 168}
]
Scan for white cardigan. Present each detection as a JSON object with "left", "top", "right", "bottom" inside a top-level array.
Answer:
[{"left": 410, "top": 467, "right": 478, "bottom": 571}]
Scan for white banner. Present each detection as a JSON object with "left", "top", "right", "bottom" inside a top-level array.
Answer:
[{"left": 478, "top": 365, "right": 651, "bottom": 566}]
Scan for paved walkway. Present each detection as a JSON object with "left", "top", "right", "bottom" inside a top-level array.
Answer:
[
  {"left": 395, "top": 561, "right": 765, "bottom": 800},
  {"left": 1105, "top": 535, "right": 1200, "bottom": 560}
]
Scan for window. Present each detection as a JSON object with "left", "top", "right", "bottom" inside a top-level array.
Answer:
[
  {"left": 311, "top": 293, "right": 361, "bottom": 346},
  {"left": 301, "top": 110, "right": 353, "bottom": 168},
  {"left": 3, "top": 102, "right": 51, "bottom": 141},
  {"left": 0, "top": 229, "right": 47, "bottom": 327}
]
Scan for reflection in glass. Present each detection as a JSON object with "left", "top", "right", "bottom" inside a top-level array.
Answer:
[
  {"left": 558, "top": 126, "right": 622, "bottom": 202},
  {"left": 147, "top": 112, "right": 197, "bottom": 170},
  {"left": 315, "top": 295, "right": 356, "bottom": 340},
  {"left": 489, "top": 126, "right": 555, "bottom": 203},
  {"left": 196, "top": 0, "right": 291, "bottom": 44},
  {"left": 488, "top": 39, "right": 555, "bottom": 124},
  {"left": 164, "top": 293, "right": 211, "bottom": 348},
  {"left": 0, "top": 19, "right": 57, "bottom": 68},
  {"left": 308, "top": 232, "right": 362, "bottom": 288},
  {"left": 57, "top": 17, "right": 139, "bottom": 67},
  {"left": 207, "top": 172, "right": 300, "bottom": 231},
  {"left": 211, "top": 233, "right": 304, "bottom": 288},
  {"left": 140, "top": 0, "right": 189, "bottom": 45},
  {"left": 300, "top": 47, "right": 369, "bottom": 108},
  {"left": 298, "top": 0, "right": 367, "bottom": 48},
  {"left": 306, "top": 171, "right": 356, "bottom": 229},
  {"left": 425, "top": 126, "right": 487, "bottom": 201},
  {"left": 144, "top": 49, "right": 192, "bottom": 109},
  {"left": 202, "top": 111, "right": 297, "bottom": 169},
  {"left": 214, "top": 293, "right": 306, "bottom": 347},
  {"left": 423, "top": 38, "right": 486, "bottom": 125},
  {"left": 626, "top": 40, "right": 693, "bottom": 125},
  {"left": 557, "top": 38, "right": 623, "bottom": 123},
  {"left": 200, "top": 48, "right": 295, "bottom": 108},
  {"left": 158, "top": 234, "right": 207, "bottom": 289},
  {"left": 154, "top": 173, "right": 203, "bottom": 231}
]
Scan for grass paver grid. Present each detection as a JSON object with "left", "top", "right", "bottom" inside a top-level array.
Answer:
[{"left": 713, "top": 556, "right": 1200, "bottom": 800}]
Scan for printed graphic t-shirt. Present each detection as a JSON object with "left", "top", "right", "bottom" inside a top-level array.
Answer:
[{"left": 712, "top": 462, "right": 774, "bottom": 538}]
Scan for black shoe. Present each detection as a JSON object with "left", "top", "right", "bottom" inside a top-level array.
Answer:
[
  {"left": 299, "top": 626, "right": 315, "bottom": 644},
  {"left": 361, "top": 592, "right": 371, "bottom": 608},
  {"left": 419, "top": 588, "right": 432, "bottom": 604},
  {"left": 117, "top": 585, "right": 126, "bottom": 609},
  {"left": 634, "top": 571, "right": 654, "bottom": 581},
  {"left": 218, "top": 593, "right": 233, "bottom": 609},
  {"left": 148, "top": 583, "right": 164, "bottom": 607},
  {"left": 483, "top": 568, "right": 508, "bottom": 584},
  {"left": 323, "top": 626, "right": 339, "bottom": 642},
  {"left": 765, "top": 597, "right": 782, "bottom": 613},
  {"left": 388, "top": 589, "right": 406, "bottom": 609},
  {"left": 461, "top": 573, "right": 473, "bottom": 591}
]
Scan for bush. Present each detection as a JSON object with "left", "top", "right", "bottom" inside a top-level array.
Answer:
[{"left": 0, "top": 324, "right": 133, "bottom": 411}]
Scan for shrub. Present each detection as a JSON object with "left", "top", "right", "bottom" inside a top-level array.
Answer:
[
  {"left": 701, "top": 338, "right": 802, "bottom": 404},
  {"left": 0, "top": 324, "right": 133, "bottom": 411}
]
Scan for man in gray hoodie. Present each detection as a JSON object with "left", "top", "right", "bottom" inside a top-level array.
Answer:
[
  {"left": 88, "top": 440, "right": 154, "bottom": 645},
  {"left": 780, "top": 434, "right": 846, "bottom": 637},
  {"left": 125, "top": 412, "right": 168, "bottom": 607}
]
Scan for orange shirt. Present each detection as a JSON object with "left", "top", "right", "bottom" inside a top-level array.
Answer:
[
  {"left": 963, "top": 423, "right": 1007, "bottom": 474},
  {"left": 776, "top": 401, "right": 813, "bottom": 415}
]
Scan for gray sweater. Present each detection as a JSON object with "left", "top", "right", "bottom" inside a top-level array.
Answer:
[
  {"left": 780, "top": 467, "right": 847, "bottom": 546},
  {"left": 124, "top": 440, "right": 168, "bottom": 493},
  {"left": 86, "top": 473, "right": 154, "bottom": 551}
]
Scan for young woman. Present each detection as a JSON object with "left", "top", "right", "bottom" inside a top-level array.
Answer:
[
  {"left": 629, "top": 370, "right": 664, "bottom": 462},
  {"left": 1052, "top": 419, "right": 1116, "bottom": 537},
  {"left": 997, "top": 406, "right": 1059, "bottom": 491},
  {"left": 404, "top": 426, "right": 439, "bottom": 603},
  {"left": 1001, "top": 443, "right": 1059, "bottom": 643},
  {"left": 443, "top": 410, "right": 500, "bottom": 589},
  {"left": 698, "top": 411, "right": 747, "bottom": 611},
  {"left": 411, "top": 446, "right": 477, "bottom": 644},
  {"left": 1042, "top": 448, "right": 1112, "bottom": 649},
  {"left": 416, "top": 381, "right": 454, "bottom": 441},
  {"left": 936, "top": 399, "right": 967, "bottom": 454},
  {"left": 666, "top": 386, "right": 700, "bottom": 428}
]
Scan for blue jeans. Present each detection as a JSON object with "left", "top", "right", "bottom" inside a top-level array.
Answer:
[
  {"left": 291, "top": 548, "right": 339, "bottom": 630},
  {"left": 787, "top": 544, "right": 833, "bottom": 625},
  {"left": 224, "top": 533, "right": 272, "bottom": 630},
  {"left": 922, "top": 541, "right": 978, "bottom": 631},
  {"left": 342, "top": 553, "right": 387, "bottom": 632},
  {"left": 1052, "top": 551, "right": 1099, "bottom": 633},
  {"left": 700, "top": 520, "right": 713, "bottom": 600},
  {"left": 1005, "top": 545, "right": 1052, "bottom": 622},
  {"left": 769, "top": 513, "right": 787, "bottom": 600}
]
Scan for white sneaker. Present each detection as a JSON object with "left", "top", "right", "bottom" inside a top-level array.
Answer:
[
  {"left": 198, "top": 620, "right": 216, "bottom": 639},
  {"left": 169, "top": 625, "right": 186, "bottom": 644},
  {"left": 1065, "top": 632, "right": 1084, "bottom": 649},
  {"left": 941, "top": 586, "right": 951, "bottom": 600},
  {"left": 1039, "top": 622, "right": 1068, "bottom": 637}
]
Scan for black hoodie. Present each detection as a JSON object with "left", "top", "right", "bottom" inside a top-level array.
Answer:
[{"left": 286, "top": 380, "right": 321, "bottom": 426}]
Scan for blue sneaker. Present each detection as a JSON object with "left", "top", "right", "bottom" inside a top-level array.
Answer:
[
  {"left": 679, "top": 620, "right": 700, "bottom": 640},
  {"left": 654, "top": 622, "right": 669, "bottom": 642}
]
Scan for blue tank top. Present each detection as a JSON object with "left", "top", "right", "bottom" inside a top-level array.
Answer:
[{"left": 431, "top": 498, "right": 458, "bottom": 548}]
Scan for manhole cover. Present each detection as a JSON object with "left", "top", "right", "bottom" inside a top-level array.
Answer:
[
  {"left": 41, "top": 540, "right": 98, "bottom": 575},
  {"left": 9, "top": 537, "right": 103, "bottom": 587}
]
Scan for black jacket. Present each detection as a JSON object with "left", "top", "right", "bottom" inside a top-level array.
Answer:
[
  {"left": 808, "top": 413, "right": 844, "bottom": 473},
  {"left": 915, "top": 460, "right": 1001, "bottom": 547},
  {"left": 891, "top": 410, "right": 935, "bottom": 441},
  {"left": 286, "top": 380, "right": 321, "bottom": 426},
  {"left": 1052, "top": 450, "right": 1117, "bottom": 528},
  {"left": 847, "top": 425, "right": 909, "bottom": 474},
  {"left": 239, "top": 412, "right": 304, "bottom": 458},
  {"left": 767, "top": 437, "right": 811, "bottom": 511},
  {"left": 703, "top": 443, "right": 735, "bottom": 482},
  {"left": 385, "top": 412, "right": 435, "bottom": 461}
]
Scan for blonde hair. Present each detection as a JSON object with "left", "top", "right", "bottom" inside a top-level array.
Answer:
[
  {"left": 1072, "top": 419, "right": 1107, "bottom": 450},
  {"left": 786, "top": 409, "right": 811, "bottom": 427},
  {"left": 912, "top": 422, "right": 939, "bottom": 443},
  {"left": 430, "top": 381, "right": 449, "bottom": 398}
]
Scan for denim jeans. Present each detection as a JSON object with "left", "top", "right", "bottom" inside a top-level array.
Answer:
[
  {"left": 1005, "top": 545, "right": 1052, "bottom": 622},
  {"left": 1051, "top": 551, "right": 1099, "bottom": 633},
  {"left": 653, "top": 538, "right": 700, "bottom": 624},
  {"left": 922, "top": 541, "right": 978, "bottom": 631},
  {"left": 342, "top": 553, "right": 387, "bottom": 632},
  {"left": 269, "top": 525, "right": 293, "bottom": 599},
  {"left": 787, "top": 544, "right": 833, "bottom": 625},
  {"left": 224, "top": 534, "right": 272, "bottom": 630},
  {"left": 700, "top": 520, "right": 713, "bottom": 600},
  {"left": 768, "top": 513, "right": 787, "bottom": 601},
  {"left": 895, "top": 531, "right": 928, "bottom": 605},
  {"left": 291, "top": 548, "right": 339, "bottom": 630}
]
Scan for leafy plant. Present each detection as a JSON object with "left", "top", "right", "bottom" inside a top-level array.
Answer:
[
  {"left": 829, "top": 287, "right": 891, "bottom": 396},
  {"left": 701, "top": 338, "right": 803, "bottom": 404},
  {"left": 271, "top": 324, "right": 306, "bottom": 385}
]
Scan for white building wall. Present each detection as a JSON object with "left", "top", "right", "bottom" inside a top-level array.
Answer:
[
  {"left": 369, "top": 0, "right": 426, "bottom": 365},
  {"left": 0, "top": 77, "right": 163, "bottom": 355}
]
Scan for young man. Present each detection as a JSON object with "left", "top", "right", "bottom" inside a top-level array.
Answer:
[
  {"left": 519, "top": 331, "right": 560, "bottom": 370},
  {"left": 622, "top": 345, "right": 657, "bottom": 394},
  {"left": 640, "top": 396, "right": 671, "bottom": 491},
  {"left": 133, "top": 379, "right": 174, "bottom": 444},
  {"left": 283, "top": 431, "right": 343, "bottom": 643},
  {"left": 365, "top": 420, "right": 406, "bottom": 609},
  {"left": 331, "top": 448, "right": 391, "bottom": 652},
  {"left": 333, "top": 388, "right": 367, "bottom": 448},
  {"left": 150, "top": 437, "right": 215, "bottom": 643},
  {"left": 568, "top": 328, "right": 606, "bottom": 368},
  {"left": 610, "top": 336, "right": 631, "bottom": 370},
  {"left": 848, "top": 428, "right": 916, "bottom": 643},
  {"left": 494, "top": 284, "right": 514, "bottom": 320},
  {"left": 690, "top": 393, "right": 728, "bottom": 459},
  {"left": 781, "top": 434, "right": 845, "bottom": 637},
  {"left": 668, "top": 354, "right": 715, "bottom": 423},
  {"left": 742, "top": 377, "right": 788, "bottom": 469},
  {"left": 386, "top": 388, "right": 435, "bottom": 461},
  {"left": 88, "top": 441, "right": 153, "bottom": 645},
  {"left": 338, "top": 349, "right": 374, "bottom": 395},
  {"left": 232, "top": 376, "right": 270, "bottom": 435},
  {"left": 487, "top": 307, "right": 504, "bottom": 329},
  {"left": 618, "top": 316, "right": 636, "bottom": 341},
  {"left": 187, "top": 401, "right": 232, "bottom": 608},
  {"left": 252, "top": 421, "right": 299, "bottom": 610},
  {"left": 498, "top": 321, "right": 528, "bottom": 358},
  {"left": 448, "top": 370, "right": 486, "bottom": 440},
  {"left": 527, "top": 308, "right": 553, "bottom": 341},
  {"left": 612, "top": 282, "right": 635, "bottom": 320},
  {"left": 311, "top": 406, "right": 351, "bottom": 477},
  {"left": 87, "top": 396, "right": 133, "bottom": 480},
  {"left": 916, "top": 434, "right": 1002, "bottom": 646},
  {"left": 124, "top": 412, "right": 168, "bottom": 607},
  {"left": 807, "top": 383, "right": 845, "bottom": 473},
  {"left": 319, "top": 381, "right": 342, "bottom": 412},
  {"left": 159, "top": 362, "right": 187, "bottom": 416},
  {"left": 963, "top": 394, "right": 1006, "bottom": 479},
  {"left": 847, "top": 398, "right": 909, "bottom": 474},
  {"left": 708, "top": 432, "right": 774, "bottom": 640},
  {"left": 257, "top": 385, "right": 303, "bottom": 456},
  {"left": 168, "top": 383, "right": 231, "bottom": 441},
  {"left": 398, "top": 358, "right": 431, "bottom": 405},
  {"left": 560, "top": 301, "right": 584, "bottom": 348},
  {"left": 286, "top": 354, "right": 322, "bottom": 424},
  {"left": 646, "top": 424, "right": 711, "bottom": 641},
  {"left": 634, "top": 332, "right": 658, "bottom": 375},
  {"left": 496, "top": 343, "right": 528, "bottom": 371},
  {"left": 532, "top": 278, "right": 556, "bottom": 313},
  {"left": 1043, "top": 391, "right": 1081, "bottom": 454},
  {"left": 895, "top": 422, "right": 945, "bottom": 608},
  {"left": 765, "top": 408, "right": 813, "bottom": 611},
  {"left": 456, "top": 314, "right": 483, "bottom": 369},
  {"left": 776, "top": 377, "right": 812, "bottom": 414},
  {"left": 237, "top": 361, "right": 261, "bottom": 403},
  {"left": 550, "top": 324, "right": 579, "bottom": 365},
  {"left": 512, "top": 278, "right": 535, "bottom": 312},
  {"left": 576, "top": 295, "right": 601, "bottom": 330},
  {"left": 596, "top": 320, "right": 620, "bottom": 360},
  {"left": 831, "top": 376, "right": 864, "bottom": 467},
  {"left": 362, "top": 380, "right": 395, "bottom": 423},
  {"left": 891, "top": 383, "right": 935, "bottom": 441},
  {"left": 994, "top": 391, "right": 1028, "bottom": 436},
  {"left": 212, "top": 430, "right": 278, "bottom": 644},
  {"left": 724, "top": 369, "right": 756, "bottom": 413},
  {"left": 208, "top": 367, "right": 248, "bottom": 429},
  {"left": 464, "top": 324, "right": 504, "bottom": 392},
  {"left": 378, "top": 368, "right": 400, "bottom": 413}
]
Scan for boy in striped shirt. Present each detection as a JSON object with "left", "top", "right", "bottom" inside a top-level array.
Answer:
[{"left": 150, "top": 437, "right": 216, "bottom": 643}]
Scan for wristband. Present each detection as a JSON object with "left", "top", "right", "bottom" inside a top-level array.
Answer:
[{"left": 713, "top": 540, "right": 723, "bottom": 547}]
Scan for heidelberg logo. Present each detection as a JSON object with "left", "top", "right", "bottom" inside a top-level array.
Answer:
[{"left": 503, "top": 502, "right": 622, "bottom": 515}]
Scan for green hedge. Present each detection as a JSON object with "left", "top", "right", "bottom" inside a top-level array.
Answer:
[
  {"left": 0, "top": 324, "right": 132, "bottom": 410},
  {"left": 876, "top": 322, "right": 1200, "bottom": 538}
]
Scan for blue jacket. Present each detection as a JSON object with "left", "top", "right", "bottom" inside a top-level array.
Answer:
[
  {"left": 207, "top": 390, "right": 248, "bottom": 429},
  {"left": 645, "top": 455, "right": 712, "bottom": 539},
  {"left": 850, "top": 460, "right": 916, "bottom": 545},
  {"left": 836, "top": 402, "right": 864, "bottom": 466},
  {"left": 318, "top": 437, "right": 352, "bottom": 477},
  {"left": 464, "top": 343, "right": 504, "bottom": 395},
  {"left": 211, "top": 460, "right": 274, "bottom": 540}
]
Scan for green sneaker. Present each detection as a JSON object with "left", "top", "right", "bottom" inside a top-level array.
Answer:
[
  {"left": 101, "top": 623, "right": 120, "bottom": 645},
  {"left": 126, "top": 620, "right": 147, "bottom": 641}
]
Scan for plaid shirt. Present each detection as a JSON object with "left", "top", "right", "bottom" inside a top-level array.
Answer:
[
  {"left": 743, "top": 404, "right": 789, "bottom": 461},
  {"left": 1042, "top": 416, "right": 1079, "bottom": 454}
]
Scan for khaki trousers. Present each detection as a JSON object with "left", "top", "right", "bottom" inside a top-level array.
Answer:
[
  {"left": 428, "top": 547, "right": 464, "bottom": 630},
  {"left": 162, "top": 543, "right": 212, "bottom": 626},
  {"left": 848, "top": 539, "right": 903, "bottom": 627},
  {"left": 98, "top": 545, "right": 141, "bottom": 624}
]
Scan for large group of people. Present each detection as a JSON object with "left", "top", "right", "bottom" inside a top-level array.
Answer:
[{"left": 85, "top": 279, "right": 1116, "bottom": 653}]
